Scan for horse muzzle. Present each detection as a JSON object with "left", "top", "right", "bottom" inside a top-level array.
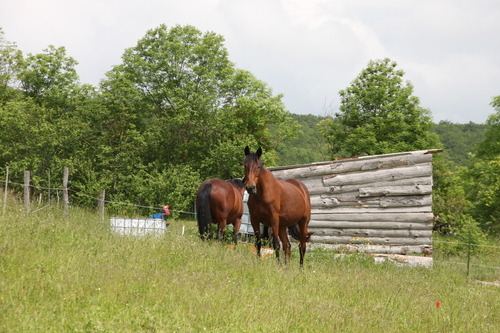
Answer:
[{"left": 246, "top": 185, "right": 257, "bottom": 195}]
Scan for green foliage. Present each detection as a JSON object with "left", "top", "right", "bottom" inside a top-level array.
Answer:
[
  {"left": 20, "top": 45, "right": 80, "bottom": 110},
  {"left": 101, "top": 24, "right": 299, "bottom": 174},
  {"left": 459, "top": 156, "right": 500, "bottom": 234},
  {"left": 0, "top": 28, "right": 24, "bottom": 104},
  {"left": 320, "top": 58, "right": 441, "bottom": 159},
  {"left": 275, "top": 114, "right": 330, "bottom": 166},
  {"left": 433, "top": 96, "right": 500, "bottom": 236},
  {"left": 0, "top": 24, "right": 300, "bottom": 213},
  {"left": 430, "top": 120, "right": 486, "bottom": 167},
  {"left": 476, "top": 95, "right": 500, "bottom": 159}
]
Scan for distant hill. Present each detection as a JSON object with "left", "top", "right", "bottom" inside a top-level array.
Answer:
[
  {"left": 276, "top": 115, "right": 486, "bottom": 167},
  {"left": 275, "top": 114, "right": 330, "bottom": 166},
  {"left": 430, "top": 121, "right": 487, "bottom": 167}
]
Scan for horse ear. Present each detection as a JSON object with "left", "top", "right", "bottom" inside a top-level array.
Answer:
[
  {"left": 244, "top": 146, "right": 250, "bottom": 156},
  {"left": 256, "top": 147, "right": 262, "bottom": 158}
]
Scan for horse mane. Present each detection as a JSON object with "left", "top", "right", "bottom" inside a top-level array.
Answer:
[{"left": 227, "top": 178, "right": 244, "bottom": 188}]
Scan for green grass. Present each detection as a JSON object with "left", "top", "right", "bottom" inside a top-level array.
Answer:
[{"left": 1, "top": 203, "right": 500, "bottom": 332}]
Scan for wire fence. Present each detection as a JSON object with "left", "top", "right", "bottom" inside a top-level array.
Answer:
[
  {"left": 2, "top": 169, "right": 499, "bottom": 281},
  {"left": 0, "top": 179, "right": 196, "bottom": 217},
  {"left": 432, "top": 239, "right": 500, "bottom": 282}
]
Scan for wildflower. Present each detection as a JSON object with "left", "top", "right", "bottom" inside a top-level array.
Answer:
[{"left": 436, "top": 302, "right": 441, "bottom": 307}]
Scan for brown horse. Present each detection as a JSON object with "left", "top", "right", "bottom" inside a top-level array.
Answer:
[
  {"left": 196, "top": 178, "right": 246, "bottom": 243},
  {"left": 243, "top": 146, "right": 312, "bottom": 266}
]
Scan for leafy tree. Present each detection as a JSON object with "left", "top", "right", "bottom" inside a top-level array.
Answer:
[
  {"left": 275, "top": 114, "right": 330, "bottom": 166},
  {"left": 19, "top": 45, "right": 80, "bottom": 111},
  {"left": 431, "top": 120, "right": 486, "bottom": 167},
  {"left": 0, "top": 28, "right": 24, "bottom": 104},
  {"left": 101, "top": 24, "right": 299, "bottom": 178},
  {"left": 0, "top": 24, "right": 301, "bottom": 215},
  {"left": 0, "top": 41, "right": 89, "bottom": 187},
  {"left": 476, "top": 95, "right": 500, "bottom": 159},
  {"left": 320, "top": 58, "right": 441, "bottom": 158},
  {"left": 460, "top": 156, "right": 500, "bottom": 234}
]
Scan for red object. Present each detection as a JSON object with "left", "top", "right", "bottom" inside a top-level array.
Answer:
[
  {"left": 163, "top": 205, "right": 171, "bottom": 215},
  {"left": 436, "top": 302, "right": 441, "bottom": 307}
]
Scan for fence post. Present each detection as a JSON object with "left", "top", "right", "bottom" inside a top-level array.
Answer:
[
  {"left": 3, "top": 166, "right": 9, "bottom": 215},
  {"left": 24, "top": 171, "right": 30, "bottom": 215},
  {"left": 99, "top": 190, "right": 105, "bottom": 223},
  {"left": 63, "top": 167, "right": 69, "bottom": 219},
  {"left": 466, "top": 230, "right": 471, "bottom": 278},
  {"left": 48, "top": 170, "right": 51, "bottom": 210}
]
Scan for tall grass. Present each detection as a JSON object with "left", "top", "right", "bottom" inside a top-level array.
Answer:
[{"left": 1, "top": 203, "right": 499, "bottom": 332}]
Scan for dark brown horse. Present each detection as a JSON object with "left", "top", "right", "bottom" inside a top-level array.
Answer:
[
  {"left": 243, "top": 146, "right": 312, "bottom": 266},
  {"left": 196, "top": 178, "right": 246, "bottom": 243}
]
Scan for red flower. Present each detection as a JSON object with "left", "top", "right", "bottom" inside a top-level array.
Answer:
[{"left": 436, "top": 302, "right": 441, "bottom": 307}]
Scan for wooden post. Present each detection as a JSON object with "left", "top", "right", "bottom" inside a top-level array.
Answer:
[
  {"left": 24, "top": 171, "right": 30, "bottom": 215},
  {"left": 63, "top": 167, "right": 69, "bottom": 219},
  {"left": 98, "top": 190, "right": 105, "bottom": 223},
  {"left": 3, "top": 166, "right": 9, "bottom": 215},
  {"left": 48, "top": 170, "right": 51, "bottom": 210}
]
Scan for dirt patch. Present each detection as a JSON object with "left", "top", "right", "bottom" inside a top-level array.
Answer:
[{"left": 473, "top": 280, "right": 500, "bottom": 287}]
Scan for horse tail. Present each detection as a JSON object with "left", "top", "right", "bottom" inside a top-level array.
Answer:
[
  {"left": 197, "top": 183, "right": 212, "bottom": 240},
  {"left": 288, "top": 224, "right": 314, "bottom": 242}
]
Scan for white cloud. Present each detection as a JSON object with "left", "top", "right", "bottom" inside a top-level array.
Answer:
[{"left": 1, "top": 0, "right": 499, "bottom": 123}]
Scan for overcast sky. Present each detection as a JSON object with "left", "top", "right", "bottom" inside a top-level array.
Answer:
[{"left": 2, "top": 0, "right": 499, "bottom": 123}]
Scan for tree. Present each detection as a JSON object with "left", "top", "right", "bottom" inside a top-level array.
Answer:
[
  {"left": 0, "top": 24, "right": 301, "bottom": 215},
  {"left": 101, "top": 24, "right": 299, "bottom": 179},
  {"left": 275, "top": 114, "right": 330, "bottom": 166},
  {"left": 0, "top": 28, "right": 24, "bottom": 104},
  {"left": 430, "top": 120, "right": 486, "bottom": 167},
  {"left": 0, "top": 42, "right": 89, "bottom": 188},
  {"left": 320, "top": 58, "right": 441, "bottom": 158},
  {"left": 19, "top": 45, "right": 80, "bottom": 110},
  {"left": 476, "top": 95, "right": 500, "bottom": 159}
]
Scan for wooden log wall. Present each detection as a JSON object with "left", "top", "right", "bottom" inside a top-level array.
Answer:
[{"left": 269, "top": 150, "right": 441, "bottom": 254}]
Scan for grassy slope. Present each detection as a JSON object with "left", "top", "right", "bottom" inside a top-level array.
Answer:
[{"left": 1, "top": 205, "right": 499, "bottom": 332}]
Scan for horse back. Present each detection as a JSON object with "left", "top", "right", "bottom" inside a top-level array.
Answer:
[{"left": 198, "top": 178, "right": 244, "bottom": 221}]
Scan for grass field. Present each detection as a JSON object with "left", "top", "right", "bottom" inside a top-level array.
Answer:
[{"left": 1, "top": 204, "right": 499, "bottom": 332}]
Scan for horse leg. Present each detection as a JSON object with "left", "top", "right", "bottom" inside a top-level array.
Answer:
[
  {"left": 251, "top": 221, "right": 263, "bottom": 257},
  {"left": 271, "top": 224, "right": 281, "bottom": 263},
  {"left": 232, "top": 218, "right": 242, "bottom": 245},
  {"left": 254, "top": 230, "right": 262, "bottom": 257},
  {"left": 279, "top": 227, "right": 291, "bottom": 265},
  {"left": 298, "top": 218, "right": 309, "bottom": 267},
  {"left": 217, "top": 219, "right": 227, "bottom": 242}
]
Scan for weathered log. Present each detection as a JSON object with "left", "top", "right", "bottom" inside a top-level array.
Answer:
[
  {"left": 308, "top": 228, "right": 432, "bottom": 238},
  {"left": 323, "top": 163, "right": 432, "bottom": 187},
  {"left": 271, "top": 151, "right": 433, "bottom": 179},
  {"left": 310, "top": 194, "right": 432, "bottom": 209},
  {"left": 310, "top": 212, "right": 433, "bottom": 222},
  {"left": 309, "top": 220, "right": 432, "bottom": 230},
  {"left": 310, "top": 235, "right": 432, "bottom": 245},
  {"left": 302, "top": 176, "right": 432, "bottom": 195},
  {"left": 311, "top": 205, "right": 432, "bottom": 214},
  {"left": 326, "top": 177, "right": 432, "bottom": 195},
  {"left": 359, "top": 185, "right": 432, "bottom": 197},
  {"left": 308, "top": 243, "right": 432, "bottom": 255}
]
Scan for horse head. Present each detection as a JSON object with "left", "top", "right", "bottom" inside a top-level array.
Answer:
[{"left": 243, "top": 146, "right": 263, "bottom": 195}]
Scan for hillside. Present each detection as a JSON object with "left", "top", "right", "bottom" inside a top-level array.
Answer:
[
  {"left": 277, "top": 115, "right": 486, "bottom": 167},
  {"left": 430, "top": 120, "right": 487, "bottom": 167}
]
